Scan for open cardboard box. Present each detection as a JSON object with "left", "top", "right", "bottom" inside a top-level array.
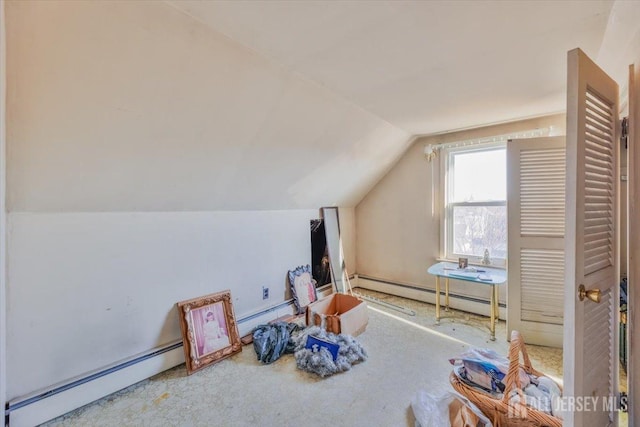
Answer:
[{"left": 306, "top": 293, "right": 368, "bottom": 336}]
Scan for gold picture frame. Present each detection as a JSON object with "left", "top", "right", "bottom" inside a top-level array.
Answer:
[{"left": 177, "top": 290, "right": 242, "bottom": 375}]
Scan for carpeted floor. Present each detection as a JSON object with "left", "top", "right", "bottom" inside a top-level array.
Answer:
[{"left": 44, "top": 289, "right": 563, "bottom": 427}]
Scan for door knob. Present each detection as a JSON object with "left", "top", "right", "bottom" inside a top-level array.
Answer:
[{"left": 578, "top": 284, "right": 601, "bottom": 303}]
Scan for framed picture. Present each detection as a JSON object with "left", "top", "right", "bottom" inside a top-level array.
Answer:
[
  {"left": 458, "top": 257, "right": 468, "bottom": 269},
  {"left": 177, "top": 290, "right": 242, "bottom": 375},
  {"left": 288, "top": 264, "right": 318, "bottom": 315}
]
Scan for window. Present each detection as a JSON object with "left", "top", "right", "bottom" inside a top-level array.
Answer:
[{"left": 443, "top": 145, "right": 506, "bottom": 266}]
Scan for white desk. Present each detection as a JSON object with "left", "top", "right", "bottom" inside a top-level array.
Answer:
[{"left": 427, "top": 261, "right": 507, "bottom": 340}]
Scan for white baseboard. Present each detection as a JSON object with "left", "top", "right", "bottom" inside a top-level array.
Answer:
[
  {"left": 8, "top": 345, "right": 185, "bottom": 427},
  {"left": 356, "top": 276, "right": 505, "bottom": 320},
  {"left": 234, "top": 301, "right": 297, "bottom": 338},
  {"left": 7, "top": 301, "right": 296, "bottom": 426}
]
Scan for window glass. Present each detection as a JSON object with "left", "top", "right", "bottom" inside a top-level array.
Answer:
[
  {"left": 452, "top": 205, "right": 507, "bottom": 259},
  {"left": 452, "top": 149, "right": 506, "bottom": 202},
  {"left": 445, "top": 146, "right": 507, "bottom": 264}
]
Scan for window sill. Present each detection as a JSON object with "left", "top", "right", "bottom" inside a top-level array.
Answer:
[{"left": 436, "top": 257, "right": 506, "bottom": 270}]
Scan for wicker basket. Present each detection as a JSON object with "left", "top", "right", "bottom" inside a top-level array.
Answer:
[{"left": 450, "top": 330, "right": 562, "bottom": 427}]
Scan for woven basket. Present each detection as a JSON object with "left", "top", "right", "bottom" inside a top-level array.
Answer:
[{"left": 450, "top": 330, "right": 562, "bottom": 427}]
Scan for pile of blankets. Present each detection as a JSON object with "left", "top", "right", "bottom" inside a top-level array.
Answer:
[{"left": 252, "top": 322, "right": 367, "bottom": 377}]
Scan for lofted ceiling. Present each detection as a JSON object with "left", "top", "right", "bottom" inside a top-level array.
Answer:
[
  {"left": 9, "top": 1, "right": 640, "bottom": 211},
  {"left": 167, "top": 0, "right": 621, "bottom": 136}
]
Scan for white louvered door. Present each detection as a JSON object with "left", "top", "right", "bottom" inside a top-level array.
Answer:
[
  {"left": 565, "top": 48, "right": 619, "bottom": 427},
  {"left": 507, "top": 137, "right": 566, "bottom": 347}
]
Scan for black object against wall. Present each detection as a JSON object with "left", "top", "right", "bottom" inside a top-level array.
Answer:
[{"left": 311, "top": 219, "right": 331, "bottom": 288}]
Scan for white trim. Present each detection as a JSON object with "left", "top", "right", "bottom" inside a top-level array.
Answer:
[
  {"left": 7, "top": 300, "right": 297, "bottom": 426},
  {"left": 356, "top": 277, "right": 506, "bottom": 320},
  {"left": 440, "top": 143, "right": 508, "bottom": 267},
  {"left": 435, "top": 257, "right": 506, "bottom": 270},
  {"left": 628, "top": 61, "right": 639, "bottom": 427},
  {"left": 8, "top": 347, "right": 185, "bottom": 427},
  {"left": 425, "top": 127, "right": 551, "bottom": 154},
  {"left": 1, "top": 0, "right": 8, "bottom": 418}
]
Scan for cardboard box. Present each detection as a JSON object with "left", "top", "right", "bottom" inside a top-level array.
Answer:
[{"left": 306, "top": 293, "right": 368, "bottom": 336}]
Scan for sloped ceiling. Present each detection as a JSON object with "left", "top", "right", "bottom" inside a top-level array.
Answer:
[
  {"left": 10, "top": 1, "right": 640, "bottom": 211},
  {"left": 167, "top": 0, "right": 615, "bottom": 135},
  {"left": 7, "top": 1, "right": 409, "bottom": 211},
  {"left": 158, "top": 0, "right": 640, "bottom": 209}
]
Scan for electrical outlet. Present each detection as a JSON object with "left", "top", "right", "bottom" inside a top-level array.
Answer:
[{"left": 262, "top": 286, "right": 269, "bottom": 300}]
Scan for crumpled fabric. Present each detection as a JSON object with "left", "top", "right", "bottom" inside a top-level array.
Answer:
[
  {"left": 292, "top": 326, "right": 367, "bottom": 377},
  {"left": 252, "top": 322, "right": 300, "bottom": 364}
]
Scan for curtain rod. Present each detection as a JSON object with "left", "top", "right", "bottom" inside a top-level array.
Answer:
[{"left": 424, "top": 126, "right": 553, "bottom": 161}]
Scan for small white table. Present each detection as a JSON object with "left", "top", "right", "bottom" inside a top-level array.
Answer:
[{"left": 427, "top": 261, "right": 507, "bottom": 340}]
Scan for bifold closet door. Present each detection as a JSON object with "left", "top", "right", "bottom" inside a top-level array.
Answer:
[
  {"left": 564, "top": 47, "right": 619, "bottom": 427},
  {"left": 507, "top": 136, "right": 566, "bottom": 347}
]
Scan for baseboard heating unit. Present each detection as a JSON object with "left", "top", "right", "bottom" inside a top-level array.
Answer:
[
  {"left": 356, "top": 275, "right": 506, "bottom": 318},
  {"left": 5, "top": 299, "right": 296, "bottom": 427}
]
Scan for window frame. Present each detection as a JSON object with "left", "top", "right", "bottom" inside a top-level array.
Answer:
[{"left": 441, "top": 142, "right": 507, "bottom": 267}]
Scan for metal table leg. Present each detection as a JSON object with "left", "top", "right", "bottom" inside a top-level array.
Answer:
[
  {"left": 490, "top": 285, "right": 498, "bottom": 341},
  {"left": 435, "top": 276, "right": 440, "bottom": 324},
  {"left": 445, "top": 277, "right": 450, "bottom": 311}
]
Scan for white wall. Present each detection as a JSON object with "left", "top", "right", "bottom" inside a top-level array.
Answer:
[
  {"left": 6, "top": 1, "right": 409, "bottom": 213},
  {"left": 4, "top": 0, "right": 381, "bottom": 404},
  {"left": 356, "top": 136, "right": 438, "bottom": 286},
  {"left": 7, "top": 210, "right": 315, "bottom": 399},
  {"left": 355, "top": 115, "right": 567, "bottom": 307}
]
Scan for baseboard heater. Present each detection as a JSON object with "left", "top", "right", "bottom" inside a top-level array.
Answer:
[
  {"left": 356, "top": 274, "right": 506, "bottom": 310},
  {"left": 5, "top": 298, "right": 298, "bottom": 427}
]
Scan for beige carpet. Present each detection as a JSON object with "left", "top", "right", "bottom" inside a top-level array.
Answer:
[{"left": 44, "top": 289, "right": 563, "bottom": 427}]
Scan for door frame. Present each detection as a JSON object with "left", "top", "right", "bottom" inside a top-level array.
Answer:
[
  {"left": 627, "top": 62, "right": 639, "bottom": 426},
  {"left": 1, "top": 0, "right": 8, "bottom": 415}
]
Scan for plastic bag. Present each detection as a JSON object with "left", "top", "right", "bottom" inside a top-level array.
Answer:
[
  {"left": 411, "top": 390, "right": 492, "bottom": 427},
  {"left": 252, "top": 322, "right": 299, "bottom": 364},
  {"left": 450, "top": 347, "right": 531, "bottom": 393}
]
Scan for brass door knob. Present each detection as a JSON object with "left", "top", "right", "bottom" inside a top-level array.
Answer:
[{"left": 578, "top": 284, "right": 601, "bottom": 303}]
